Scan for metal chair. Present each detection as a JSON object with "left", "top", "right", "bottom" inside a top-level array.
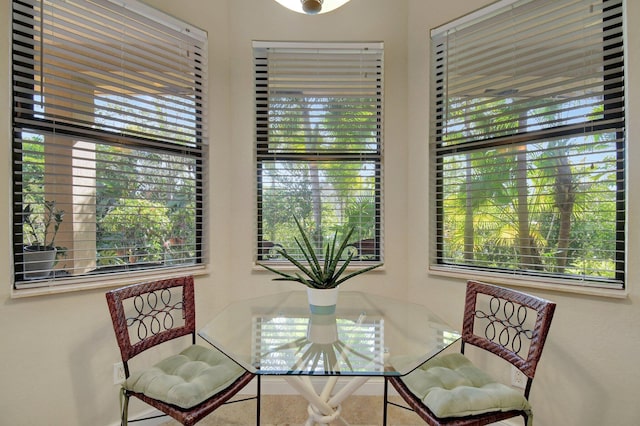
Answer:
[
  {"left": 383, "top": 280, "right": 556, "bottom": 426},
  {"left": 105, "top": 276, "right": 260, "bottom": 426}
]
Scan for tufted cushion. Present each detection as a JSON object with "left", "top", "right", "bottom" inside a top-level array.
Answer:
[
  {"left": 124, "top": 344, "right": 246, "bottom": 409},
  {"left": 398, "top": 353, "right": 532, "bottom": 421}
]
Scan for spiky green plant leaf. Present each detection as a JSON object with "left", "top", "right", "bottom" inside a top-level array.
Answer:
[{"left": 257, "top": 216, "right": 382, "bottom": 289}]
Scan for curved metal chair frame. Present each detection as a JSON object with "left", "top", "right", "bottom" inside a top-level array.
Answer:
[
  {"left": 106, "top": 276, "right": 260, "bottom": 426},
  {"left": 383, "top": 280, "right": 556, "bottom": 426}
]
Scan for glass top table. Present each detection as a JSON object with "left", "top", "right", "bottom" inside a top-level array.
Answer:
[
  {"left": 198, "top": 290, "right": 460, "bottom": 425},
  {"left": 198, "top": 290, "right": 460, "bottom": 377}
]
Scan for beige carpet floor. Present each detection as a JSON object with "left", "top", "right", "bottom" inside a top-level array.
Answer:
[{"left": 159, "top": 395, "right": 427, "bottom": 425}]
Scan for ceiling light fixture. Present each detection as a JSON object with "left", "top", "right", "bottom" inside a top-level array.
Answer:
[{"left": 274, "top": 0, "right": 352, "bottom": 15}]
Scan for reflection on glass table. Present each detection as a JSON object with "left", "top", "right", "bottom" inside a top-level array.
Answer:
[
  {"left": 257, "top": 313, "right": 384, "bottom": 375},
  {"left": 198, "top": 291, "right": 460, "bottom": 425}
]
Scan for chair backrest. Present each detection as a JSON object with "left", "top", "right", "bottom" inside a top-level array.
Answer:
[
  {"left": 106, "top": 276, "right": 196, "bottom": 367},
  {"left": 461, "top": 280, "right": 556, "bottom": 395}
]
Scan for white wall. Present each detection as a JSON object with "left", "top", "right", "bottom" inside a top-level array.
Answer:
[{"left": 0, "top": 0, "right": 638, "bottom": 424}]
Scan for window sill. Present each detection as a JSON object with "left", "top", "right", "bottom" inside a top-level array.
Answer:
[
  {"left": 11, "top": 265, "right": 210, "bottom": 299},
  {"left": 428, "top": 265, "right": 628, "bottom": 299}
]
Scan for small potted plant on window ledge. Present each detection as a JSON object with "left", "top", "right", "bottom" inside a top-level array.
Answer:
[
  {"left": 22, "top": 200, "right": 65, "bottom": 279},
  {"left": 257, "top": 216, "right": 382, "bottom": 314}
]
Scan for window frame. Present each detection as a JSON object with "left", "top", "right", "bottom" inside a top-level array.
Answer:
[
  {"left": 11, "top": 0, "right": 209, "bottom": 294},
  {"left": 253, "top": 41, "right": 384, "bottom": 266},
  {"left": 429, "top": 0, "right": 626, "bottom": 294}
]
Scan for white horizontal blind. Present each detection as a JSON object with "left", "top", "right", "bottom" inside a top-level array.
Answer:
[
  {"left": 12, "top": 0, "right": 208, "bottom": 288},
  {"left": 430, "top": 0, "right": 625, "bottom": 288},
  {"left": 254, "top": 42, "right": 383, "bottom": 262}
]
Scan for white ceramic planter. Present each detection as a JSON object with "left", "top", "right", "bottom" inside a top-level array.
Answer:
[{"left": 306, "top": 287, "right": 339, "bottom": 315}]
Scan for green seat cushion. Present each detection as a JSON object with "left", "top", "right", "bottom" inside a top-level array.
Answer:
[
  {"left": 124, "top": 344, "right": 246, "bottom": 409},
  {"left": 398, "top": 353, "right": 532, "bottom": 420}
]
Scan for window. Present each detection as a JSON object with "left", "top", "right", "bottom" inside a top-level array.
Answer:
[
  {"left": 254, "top": 42, "right": 384, "bottom": 263},
  {"left": 12, "top": 0, "right": 208, "bottom": 289},
  {"left": 430, "top": 0, "right": 625, "bottom": 290}
]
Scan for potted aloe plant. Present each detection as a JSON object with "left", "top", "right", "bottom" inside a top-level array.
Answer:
[
  {"left": 22, "top": 200, "right": 65, "bottom": 279},
  {"left": 258, "top": 216, "right": 382, "bottom": 313}
]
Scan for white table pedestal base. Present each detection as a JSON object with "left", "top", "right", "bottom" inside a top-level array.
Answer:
[{"left": 283, "top": 375, "right": 370, "bottom": 426}]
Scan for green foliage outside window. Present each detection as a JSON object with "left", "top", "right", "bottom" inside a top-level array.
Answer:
[{"left": 439, "top": 97, "right": 619, "bottom": 280}]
